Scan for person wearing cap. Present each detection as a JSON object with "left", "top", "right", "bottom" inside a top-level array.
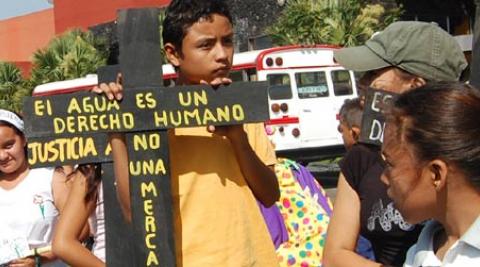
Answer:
[
  {"left": 323, "top": 21, "right": 467, "bottom": 267},
  {"left": 0, "top": 109, "right": 69, "bottom": 267}
]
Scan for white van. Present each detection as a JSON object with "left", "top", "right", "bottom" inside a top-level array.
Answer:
[{"left": 230, "top": 45, "right": 358, "bottom": 161}]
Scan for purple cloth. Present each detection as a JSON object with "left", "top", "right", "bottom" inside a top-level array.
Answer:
[
  {"left": 292, "top": 164, "right": 332, "bottom": 216},
  {"left": 257, "top": 200, "right": 288, "bottom": 249},
  {"left": 258, "top": 160, "right": 331, "bottom": 249}
]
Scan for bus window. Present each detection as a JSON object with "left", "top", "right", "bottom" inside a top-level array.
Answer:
[
  {"left": 230, "top": 68, "right": 257, "bottom": 82},
  {"left": 295, "top": 71, "right": 328, "bottom": 99},
  {"left": 331, "top": 70, "right": 353, "bottom": 96},
  {"left": 267, "top": 73, "right": 292, "bottom": 100}
]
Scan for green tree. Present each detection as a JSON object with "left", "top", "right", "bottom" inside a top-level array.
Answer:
[
  {"left": 0, "top": 62, "right": 31, "bottom": 112},
  {"left": 30, "top": 29, "right": 108, "bottom": 87},
  {"left": 267, "top": 0, "right": 402, "bottom": 46}
]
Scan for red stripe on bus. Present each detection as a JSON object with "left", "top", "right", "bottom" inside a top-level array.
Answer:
[
  {"left": 232, "top": 63, "right": 256, "bottom": 71},
  {"left": 258, "top": 64, "right": 340, "bottom": 71},
  {"left": 266, "top": 116, "right": 299, "bottom": 125}
]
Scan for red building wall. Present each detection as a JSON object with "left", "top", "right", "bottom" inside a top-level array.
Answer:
[
  {"left": 0, "top": 0, "right": 171, "bottom": 76},
  {"left": 0, "top": 9, "right": 55, "bottom": 63},
  {"left": 54, "top": 0, "right": 171, "bottom": 34}
]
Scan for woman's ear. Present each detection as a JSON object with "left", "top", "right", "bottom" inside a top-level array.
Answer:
[
  {"left": 427, "top": 159, "right": 448, "bottom": 191},
  {"left": 164, "top": 43, "right": 181, "bottom": 67}
]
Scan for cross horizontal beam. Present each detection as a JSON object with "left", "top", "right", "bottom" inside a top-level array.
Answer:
[{"left": 24, "top": 81, "right": 269, "bottom": 138}]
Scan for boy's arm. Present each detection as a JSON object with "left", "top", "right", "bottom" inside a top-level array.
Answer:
[
  {"left": 211, "top": 124, "right": 280, "bottom": 207},
  {"left": 204, "top": 78, "right": 279, "bottom": 206},
  {"left": 109, "top": 133, "right": 132, "bottom": 223},
  {"left": 93, "top": 80, "right": 132, "bottom": 222}
]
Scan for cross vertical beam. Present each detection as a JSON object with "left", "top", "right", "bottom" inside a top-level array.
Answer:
[{"left": 117, "top": 8, "right": 175, "bottom": 266}]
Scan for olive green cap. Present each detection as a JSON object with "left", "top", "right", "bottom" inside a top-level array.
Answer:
[{"left": 334, "top": 21, "right": 467, "bottom": 81}]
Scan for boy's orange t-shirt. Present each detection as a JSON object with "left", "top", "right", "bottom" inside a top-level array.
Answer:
[{"left": 168, "top": 123, "right": 279, "bottom": 267}]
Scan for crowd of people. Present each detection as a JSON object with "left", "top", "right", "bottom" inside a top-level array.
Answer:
[
  {"left": 1, "top": 0, "right": 479, "bottom": 266},
  {"left": 324, "top": 20, "right": 468, "bottom": 267}
]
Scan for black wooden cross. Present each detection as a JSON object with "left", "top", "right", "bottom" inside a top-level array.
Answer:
[{"left": 23, "top": 8, "right": 270, "bottom": 267}]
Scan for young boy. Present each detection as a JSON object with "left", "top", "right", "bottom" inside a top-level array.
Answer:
[
  {"left": 337, "top": 98, "right": 362, "bottom": 150},
  {"left": 96, "top": 0, "right": 280, "bottom": 266}
]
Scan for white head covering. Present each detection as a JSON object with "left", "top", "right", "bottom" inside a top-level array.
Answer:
[{"left": 0, "top": 109, "right": 24, "bottom": 133}]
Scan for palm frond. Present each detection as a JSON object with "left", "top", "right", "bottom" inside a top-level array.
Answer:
[{"left": 30, "top": 28, "right": 108, "bottom": 87}]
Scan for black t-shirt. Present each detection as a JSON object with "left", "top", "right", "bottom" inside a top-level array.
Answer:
[{"left": 339, "top": 143, "right": 422, "bottom": 267}]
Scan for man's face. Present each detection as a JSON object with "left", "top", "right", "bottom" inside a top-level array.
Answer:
[
  {"left": 337, "top": 121, "right": 356, "bottom": 150},
  {"left": 171, "top": 14, "right": 234, "bottom": 85},
  {"left": 360, "top": 67, "right": 414, "bottom": 94}
]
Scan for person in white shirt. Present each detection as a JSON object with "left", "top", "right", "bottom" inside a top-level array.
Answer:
[
  {"left": 380, "top": 82, "right": 480, "bottom": 267},
  {"left": 0, "top": 109, "right": 68, "bottom": 267}
]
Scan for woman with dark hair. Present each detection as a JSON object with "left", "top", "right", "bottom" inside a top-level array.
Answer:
[
  {"left": 381, "top": 82, "right": 480, "bottom": 266},
  {"left": 52, "top": 164, "right": 105, "bottom": 267},
  {"left": 0, "top": 109, "right": 68, "bottom": 267}
]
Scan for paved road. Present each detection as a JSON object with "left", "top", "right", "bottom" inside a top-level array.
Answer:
[
  {"left": 307, "top": 161, "right": 339, "bottom": 202},
  {"left": 307, "top": 161, "right": 339, "bottom": 188}
]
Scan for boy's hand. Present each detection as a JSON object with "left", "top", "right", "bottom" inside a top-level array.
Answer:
[
  {"left": 91, "top": 73, "right": 123, "bottom": 101},
  {"left": 200, "top": 77, "right": 232, "bottom": 90},
  {"left": 7, "top": 256, "right": 35, "bottom": 267},
  {"left": 202, "top": 77, "right": 243, "bottom": 140},
  {"left": 207, "top": 124, "right": 246, "bottom": 141}
]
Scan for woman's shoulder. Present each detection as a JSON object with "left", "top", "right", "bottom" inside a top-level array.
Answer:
[
  {"left": 28, "top": 167, "right": 55, "bottom": 176},
  {"left": 24, "top": 167, "right": 56, "bottom": 183},
  {"left": 26, "top": 167, "right": 68, "bottom": 190}
]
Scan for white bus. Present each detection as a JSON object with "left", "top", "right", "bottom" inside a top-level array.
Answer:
[
  {"left": 33, "top": 45, "right": 357, "bottom": 161},
  {"left": 229, "top": 45, "right": 358, "bottom": 161}
]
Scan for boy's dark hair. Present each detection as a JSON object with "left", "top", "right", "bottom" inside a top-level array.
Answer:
[
  {"left": 162, "top": 0, "right": 233, "bottom": 54},
  {"left": 339, "top": 98, "right": 363, "bottom": 128}
]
